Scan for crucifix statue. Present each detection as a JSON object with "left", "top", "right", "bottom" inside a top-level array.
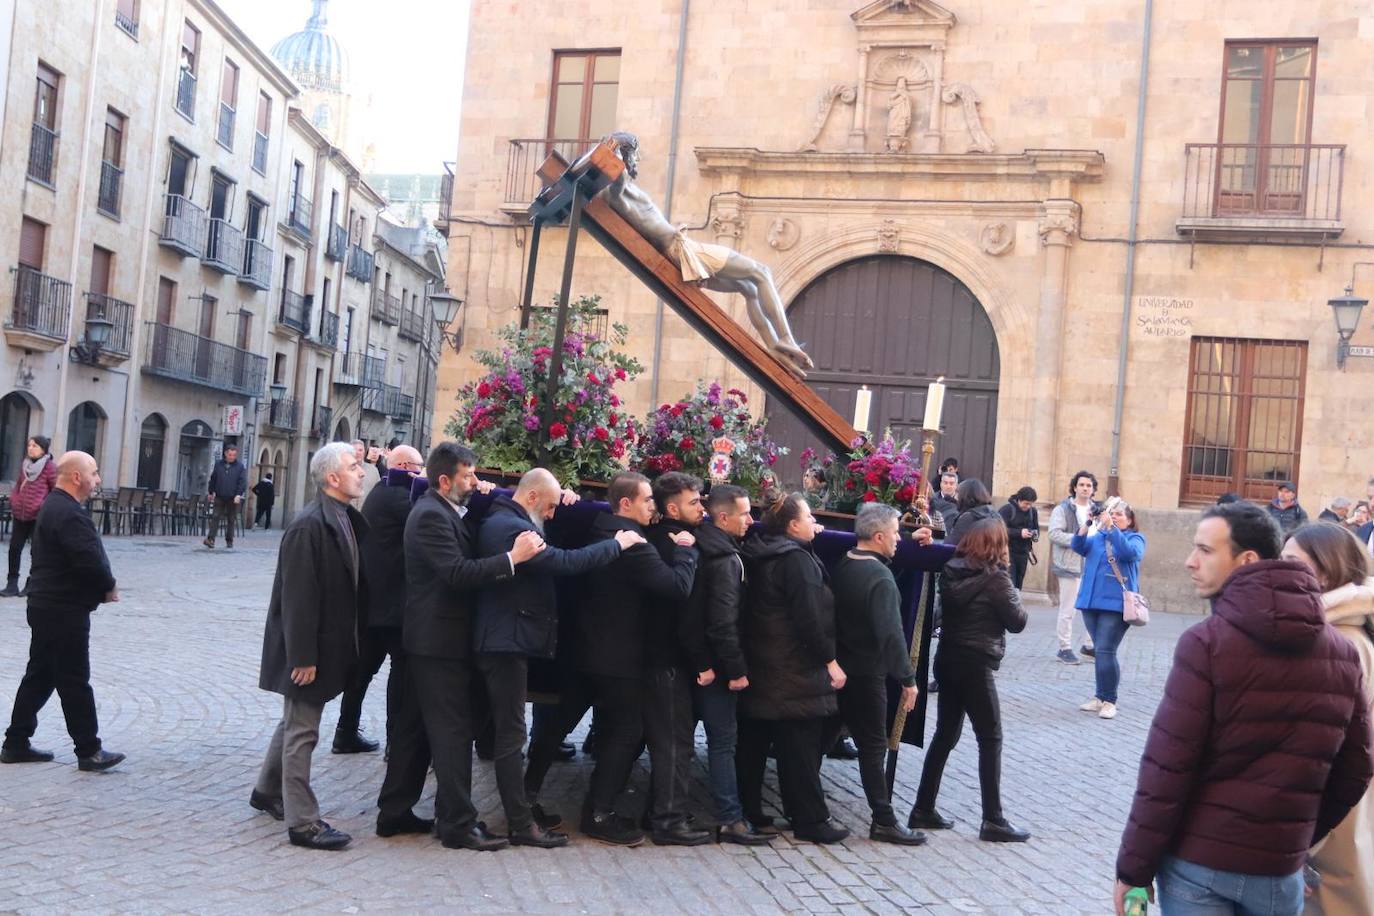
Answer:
[{"left": 600, "top": 132, "right": 815, "bottom": 377}]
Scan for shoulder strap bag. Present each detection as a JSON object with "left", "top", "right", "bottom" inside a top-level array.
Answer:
[{"left": 1104, "top": 535, "right": 1150, "bottom": 626}]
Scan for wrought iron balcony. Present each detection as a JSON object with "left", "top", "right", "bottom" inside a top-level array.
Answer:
[
  {"left": 175, "top": 68, "right": 196, "bottom": 120},
  {"left": 84, "top": 292, "right": 134, "bottom": 359},
  {"left": 203, "top": 218, "right": 244, "bottom": 274},
  {"left": 287, "top": 194, "right": 312, "bottom": 239},
  {"left": 1179, "top": 142, "right": 1346, "bottom": 237},
  {"left": 142, "top": 321, "right": 266, "bottom": 398},
  {"left": 28, "top": 122, "right": 57, "bottom": 185},
  {"left": 346, "top": 245, "right": 374, "bottom": 283},
  {"left": 252, "top": 131, "right": 268, "bottom": 175},
  {"left": 326, "top": 223, "right": 347, "bottom": 261},
  {"left": 315, "top": 310, "right": 340, "bottom": 349},
  {"left": 278, "top": 289, "right": 309, "bottom": 334},
  {"left": 362, "top": 383, "right": 401, "bottom": 415},
  {"left": 160, "top": 193, "right": 206, "bottom": 257},
  {"left": 5, "top": 266, "right": 71, "bottom": 351},
  {"left": 216, "top": 103, "right": 235, "bottom": 149},
  {"left": 310, "top": 404, "right": 333, "bottom": 440},
  {"left": 503, "top": 138, "right": 595, "bottom": 208},
  {"left": 97, "top": 160, "right": 122, "bottom": 217},
  {"left": 239, "top": 239, "right": 272, "bottom": 290},
  {"left": 114, "top": 7, "right": 138, "bottom": 38},
  {"left": 363, "top": 355, "right": 386, "bottom": 388},
  {"left": 392, "top": 392, "right": 415, "bottom": 421},
  {"left": 334, "top": 351, "right": 363, "bottom": 386},
  {"left": 371, "top": 289, "right": 400, "bottom": 325},
  {"left": 399, "top": 305, "right": 427, "bottom": 342},
  {"left": 265, "top": 396, "right": 299, "bottom": 432}
]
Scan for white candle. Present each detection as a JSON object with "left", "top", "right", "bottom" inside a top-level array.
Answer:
[
  {"left": 852, "top": 385, "right": 872, "bottom": 433},
  {"left": 922, "top": 376, "right": 946, "bottom": 431}
]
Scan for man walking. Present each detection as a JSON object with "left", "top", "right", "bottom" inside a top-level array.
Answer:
[
  {"left": 1113, "top": 502, "right": 1374, "bottom": 914},
  {"left": 250, "top": 442, "right": 366, "bottom": 850},
  {"left": 1, "top": 451, "right": 123, "bottom": 772},
  {"left": 830, "top": 503, "right": 924, "bottom": 845},
  {"left": 1048, "top": 471, "right": 1099, "bottom": 664},
  {"left": 204, "top": 443, "right": 246, "bottom": 548},
  {"left": 251, "top": 471, "right": 275, "bottom": 530}
]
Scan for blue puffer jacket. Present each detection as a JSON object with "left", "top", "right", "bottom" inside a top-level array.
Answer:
[{"left": 1071, "top": 526, "right": 1146, "bottom": 614}]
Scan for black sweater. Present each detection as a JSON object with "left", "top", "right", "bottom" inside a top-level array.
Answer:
[
  {"left": 832, "top": 549, "right": 916, "bottom": 686},
  {"left": 28, "top": 490, "right": 116, "bottom": 613}
]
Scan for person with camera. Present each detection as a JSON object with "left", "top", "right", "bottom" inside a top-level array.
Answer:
[
  {"left": 998, "top": 486, "right": 1040, "bottom": 590},
  {"left": 1071, "top": 497, "right": 1146, "bottom": 720},
  {"left": 1048, "top": 471, "right": 1100, "bottom": 664}
]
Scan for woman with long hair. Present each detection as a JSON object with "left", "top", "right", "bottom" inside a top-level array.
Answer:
[
  {"left": 946, "top": 478, "right": 998, "bottom": 548},
  {"left": 3, "top": 436, "right": 55, "bottom": 597},
  {"left": 909, "top": 517, "right": 1030, "bottom": 842},
  {"left": 1071, "top": 498, "right": 1146, "bottom": 719},
  {"left": 1281, "top": 522, "right": 1374, "bottom": 914}
]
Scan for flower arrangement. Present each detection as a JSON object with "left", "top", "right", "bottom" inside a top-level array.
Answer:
[
  {"left": 447, "top": 295, "right": 642, "bottom": 484},
  {"left": 633, "top": 382, "right": 786, "bottom": 495},
  {"left": 816, "top": 430, "right": 922, "bottom": 513}
]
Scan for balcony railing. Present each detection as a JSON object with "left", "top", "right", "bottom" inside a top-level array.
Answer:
[
  {"left": 346, "top": 245, "right": 374, "bottom": 282},
  {"left": 27, "top": 122, "right": 57, "bottom": 184},
  {"left": 239, "top": 238, "right": 272, "bottom": 290},
  {"left": 216, "top": 103, "right": 235, "bottom": 149},
  {"left": 265, "top": 397, "right": 299, "bottom": 432},
  {"left": 316, "top": 310, "right": 340, "bottom": 349},
  {"left": 393, "top": 392, "right": 415, "bottom": 421},
  {"left": 1179, "top": 143, "right": 1346, "bottom": 234},
  {"left": 97, "top": 160, "right": 122, "bottom": 217},
  {"left": 326, "top": 223, "right": 347, "bottom": 261},
  {"left": 310, "top": 404, "right": 333, "bottom": 440},
  {"left": 142, "top": 321, "right": 266, "bottom": 398},
  {"left": 175, "top": 68, "right": 196, "bottom": 119},
  {"left": 7, "top": 266, "right": 71, "bottom": 342},
  {"left": 334, "top": 351, "right": 364, "bottom": 385},
  {"left": 372, "top": 289, "right": 400, "bottom": 325},
  {"left": 84, "top": 292, "right": 134, "bottom": 358},
  {"left": 363, "top": 354, "right": 386, "bottom": 388},
  {"left": 160, "top": 193, "right": 206, "bottom": 257},
  {"left": 203, "top": 218, "right": 244, "bottom": 274},
  {"left": 504, "top": 138, "right": 596, "bottom": 208},
  {"left": 114, "top": 7, "right": 138, "bottom": 38},
  {"left": 252, "top": 131, "right": 268, "bottom": 175},
  {"left": 278, "top": 289, "right": 309, "bottom": 334},
  {"left": 399, "top": 305, "right": 427, "bottom": 342},
  {"left": 363, "top": 383, "right": 401, "bottom": 414},
  {"left": 287, "top": 194, "right": 312, "bottom": 238}
]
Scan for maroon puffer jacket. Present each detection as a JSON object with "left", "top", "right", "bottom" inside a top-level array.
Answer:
[
  {"left": 1116, "top": 560, "right": 1374, "bottom": 887},
  {"left": 11, "top": 457, "right": 56, "bottom": 522}
]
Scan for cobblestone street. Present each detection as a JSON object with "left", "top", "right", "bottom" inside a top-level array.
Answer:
[{"left": 0, "top": 531, "right": 1197, "bottom": 914}]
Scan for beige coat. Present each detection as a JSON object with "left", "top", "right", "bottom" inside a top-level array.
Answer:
[{"left": 1306, "top": 580, "right": 1374, "bottom": 915}]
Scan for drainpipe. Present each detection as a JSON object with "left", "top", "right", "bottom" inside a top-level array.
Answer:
[
  {"left": 1107, "top": 0, "right": 1154, "bottom": 496},
  {"left": 648, "top": 0, "right": 690, "bottom": 406}
]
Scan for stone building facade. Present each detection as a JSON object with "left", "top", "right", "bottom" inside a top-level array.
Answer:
[{"left": 440, "top": 1, "right": 1374, "bottom": 607}]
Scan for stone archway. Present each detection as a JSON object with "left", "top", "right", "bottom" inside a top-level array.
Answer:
[
  {"left": 137, "top": 413, "right": 169, "bottom": 489},
  {"left": 0, "top": 391, "right": 40, "bottom": 483},
  {"left": 334, "top": 416, "right": 351, "bottom": 443}
]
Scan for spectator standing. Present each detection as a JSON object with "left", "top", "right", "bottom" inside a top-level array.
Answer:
[
  {"left": 1048, "top": 471, "right": 1100, "bottom": 664},
  {"left": 1113, "top": 503, "right": 1373, "bottom": 916},
  {"left": 251, "top": 472, "right": 275, "bottom": 531},
  {"left": 204, "top": 444, "right": 246, "bottom": 548},
  {"left": 1268, "top": 480, "right": 1309, "bottom": 537},
  {"left": 1346, "top": 501, "right": 1369, "bottom": 534},
  {"left": 946, "top": 478, "right": 998, "bottom": 548},
  {"left": 0, "top": 451, "right": 123, "bottom": 772},
  {"left": 1319, "top": 497, "right": 1352, "bottom": 525},
  {"left": 350, "top": 440, "right": 382, "bottom": 510},
  {"left": 1279, "top": 523, "right": 1374, "bottom": 915},
  {"left": 930, "top": 471, "right": 960, "bottom": 531},
  {"left": 1071, "top": 499, "right": 1146, "bottom": 719},
  {"left": 3, "top": 435, "right": 56, "bottom": 597},
  {"left": 998, "top": 486, "right": 1040, "bottom": 589}
]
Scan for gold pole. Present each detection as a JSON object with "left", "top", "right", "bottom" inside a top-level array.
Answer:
[{"left": 887, "top": 430, "right": 938, "bottom": 753}]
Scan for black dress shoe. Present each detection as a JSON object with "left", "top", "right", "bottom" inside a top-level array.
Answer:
[
  {"left": 288, "top": 820, "right": 352, "bottom": 850},
  {"left": 441, "top": 823, "right": 510, "bottom": 851},
  {"left": 827, "top": 737, "right": 860, "bottom": 760},
  {"left": 870, "top": 822, "right": 927, "bottom": 846},
  {"left": 554, "top": 741, "right": 576, "bottom": 761},
  {"left": 250, "top": 789, "right": 285, "bottom": 821},
  {"left": 979, "top": 818, "right": 1031, "bottom": 843},
  {"left": 747, "top": 815, "right": 784, "bottom": 836},
  {"left": 77, "top": 749, "right": 125, "bottom": 772},
  {"left": 908, "top": 808, "right": 955, "bottom": 830},
  {"left": 718, "top": 820, "right": 774, "bottom": 845},
  {"left": 793, "top": 819, "right": 850, "bottom": 844},
  {"left": 509, "top": 822, "right": 569, "bottom": 848},
  {"left": 651, "top": 821, "right": 713, "bottom": 847},
  {"left": 0, "top": 743, "right": 54, "bottom": 764},
  {"left": 331, "top": 730, "right": 380, "bottom": 754},
  {"left": 376, "top": 810, "right": 434, "bottom": 837},
  {"left": 581, "top": 810, "right": 644, "bottom": 847},
  {"left": 531, "top": 803, "right": 563, "bottom": 831}
]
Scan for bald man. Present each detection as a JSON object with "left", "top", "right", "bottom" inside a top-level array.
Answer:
[{"left": 2, "top": 452, "right": 124, "bottom": 771}]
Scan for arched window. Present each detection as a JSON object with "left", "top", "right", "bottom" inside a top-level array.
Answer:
[
  {"left": 66, "top": 401, "right": 107, "bottom": 462},
  {"left": 137, "top": 413, "right": 168, "bottom": 489},
  {"left": 0, "top": 392, "right": 37, "bottom": 483}
]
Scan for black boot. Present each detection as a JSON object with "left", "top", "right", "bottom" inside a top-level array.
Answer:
[
  {"left": 17, "top": 577, "right": 29, "bottom": 597},
  {"left": 0, "top": 577, "right": 18, "bottom": 598}
]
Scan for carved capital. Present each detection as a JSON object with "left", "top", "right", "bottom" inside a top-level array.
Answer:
[
  {"left": 712, "top": 212, "right": 746, "bottom": 244},
  {"left": 877, "top": 219, "right": 901, "bottom": 253},
  {"left": 1038, "top": 213, "right": 1078, "bottom": 247}
]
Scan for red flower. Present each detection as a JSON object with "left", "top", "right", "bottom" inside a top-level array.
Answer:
[
  {"left": 586, "top": 371, "right": 600, "bottom": 385},
  {"left": 549, "top": 422, "right": 567, "bottom": 438},
  {"left": 894, "top": 485, "right": 915, "bottom": 504},
  {"left": 864, "top": 471, "right": 883, "bottom": 486},
  {"left": 476, "top": 381, "right": 492, "bottom": 398},
  {"left": 669, "top": 404, "right": 685, "bottom": 417},
  {"left": 679, "top": 436, "right": 696, "bottom": 452},
  {"left": 611, "top": 439, "right": 625, "bottom": 458},
  {"left": 608, "top": 412, "right": 618, "bottom": 427},
  {"left": 709, "top": 415, "right": 725, "bottom": 430},
  {"left": 845, "top": 480, "right": 856, "bottom": 491},
  {"left": 593, "top": 426, "right": 609, "bottom": 441},
  {"left": 861, "top": 491, "right": 878, "bottom": 502},
  {"left": 615, "top": 367, "right": 627, "bottom": 380},
  {"left": 610, "top": 395, "right": 620, "bottom": 407}
]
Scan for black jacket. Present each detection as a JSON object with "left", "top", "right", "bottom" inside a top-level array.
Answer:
[
  {"left": 1267, "top": 500, "right": 1309, "bottom": 537},
  {"left": 937, "top": 556, "right": 1028, "bottom": 668},
  {"left": 645, "top": 519, "right": 700, "bottom": 670},
  {"left": 739, "top": 531, "right": 837, "bottom": 720},
  {"left": 832, "top": 549, "right": 915, "bottom": 686},
  {"left": 258, "top": 496, "right": 368, "bottom": 703},
  {"left": 402, "top": 490, "right": 513, "bottom": 660},
  {"left": 576, "top": 513, "right": 697, "bottom": 678},
  {"left": 208, "top": 459, "right": 247, "bottom": 499},
  {"left": 252, "top": 478, "right": 275, "bottom": 508},
  {"left": 998, "top": 499, "right": 1040, "bottom": 557},
  {"left": 947, "top": 503, "right": 999, "bottom": 548},
  {"left": 26, "top": 489, "right": 116, "bottom": 614},
  {"left": 678, "top": 521, "right": 748, "bottom": 680},
  {"left": 930, "top": 494, "right": 959, "bottom": 533},
  {"left": 473, "top": 496, "right": 621, "bottom": 658},
  {"left": 360, "top": 476, "right": 415, "bottom": 630}
]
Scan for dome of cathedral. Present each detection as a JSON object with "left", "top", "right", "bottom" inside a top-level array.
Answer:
[{"left": 271, "top": 0, "right": 348, "bottom": 94}]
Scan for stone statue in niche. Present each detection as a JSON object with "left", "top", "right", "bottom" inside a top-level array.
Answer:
[
  {"left": 885, "top": 77, "right": 914, "bottom": 153},
  {"left": 941, "top": 83, "right": 995, "bottom": 153},
  {"left": 799, "top": 84, "right": 857, "bottom": 152}
]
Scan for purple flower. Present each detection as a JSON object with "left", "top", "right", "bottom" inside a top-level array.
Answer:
[{"left": 523, "top": 415, "right": 540, "bottom": 431}]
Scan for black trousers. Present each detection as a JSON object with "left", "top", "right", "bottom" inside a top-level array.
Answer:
[
  {"left": 642, "top": 667, "right": 695, "bottom": 829},
  {"left": 1008, "top": 552, "right": 1030, "bottom": 589},
  {"left": 405, "top": 655, "right": 478, "bottom": 839},
  {"left": 914, "top": 647, "right": 1004, "bottom": 822},
  {"left": 524, "top": 672, "right": 640, "bottom": 814},
  {"left": 7, "top": 519, "right": 35, "bottom": 580},
  {"left": 253, "top": 505, "right": 273, "bottom": 529},
  {"left": 375, "top": 646, "right": 431, "bottom": 822},
  {"left": 4, "top": 610, "right": 100, "bottom": 757},
  {"left": 206, "top": 498, "right": 237, "bottom": 543},
  {"left": 834, "top": 675, "right": 896, "bottom": 826},
  {"left": 736, "top": 716, "right": 830, "bottom": 831},
  {"left": 337, "top": 626, "right": 400, "bottom": 737},
  {"left": 475, "top": 653, "right": 534, "bottom": 831}
]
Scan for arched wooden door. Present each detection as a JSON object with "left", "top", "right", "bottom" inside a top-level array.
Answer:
[{"left": 768, "top": 256, "right": 1000, "bottom": 485}]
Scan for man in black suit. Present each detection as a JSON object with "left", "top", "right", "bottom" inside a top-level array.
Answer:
[
  {"left": 251, "top": 442, "right": 367, "bottom": 850},
  {"left": 379, "top": 443, "right": 544, "bottom": 851},
  {"left": 1, "top": 451, "right": 123, "bottom": 772}
]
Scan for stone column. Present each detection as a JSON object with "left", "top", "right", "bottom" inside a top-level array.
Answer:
[
  {"left": 850, "top": 46, "right": 870, "bottom": 151},
  {"left": 919, "top": 42, "right": 945, "bottom": 153},
  {"left": 1029, "top": 200, "right": 1078, "bottom": 499}
]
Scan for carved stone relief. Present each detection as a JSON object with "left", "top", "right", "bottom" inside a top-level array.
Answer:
[
  {"left": 979, "top": 222, "right": 1014, "bottom": 256},
  {"left": 799, "top": 84, "right": 858, "bottom": 152},
  {"left": 941, "top": 82, "right": 995, "bottom": 153},
  {"left": 767, "top": 218, "right": 800, "bottom": 251},
  {"left": 877, "top": 219, "right": 901, "bottom": 252},
  {"left": 1038, "top": 213, "right": 1078, "bottom": 247},
  {"left": 711, "top": 211, "right": 746, "bottom": 245}
]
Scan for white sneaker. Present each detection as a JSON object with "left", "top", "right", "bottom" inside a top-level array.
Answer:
[
  {"left": 1098, "top": 702, "right": 1117, "bottom": 719},
  {"left": 1079, "top": 698, "right": 1104, "bottom": 712}
]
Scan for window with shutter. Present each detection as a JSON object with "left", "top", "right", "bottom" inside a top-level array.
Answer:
[
  {"left": 19, "top": 217, "right": 46, "bottom": 269},
  {"left": 90, "top": 247, "right": 113, "bottom": 296}
]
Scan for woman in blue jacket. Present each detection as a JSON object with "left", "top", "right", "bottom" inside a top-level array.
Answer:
[{"left": 1070, "top": 500, "right": 1145, "bottom": 720}]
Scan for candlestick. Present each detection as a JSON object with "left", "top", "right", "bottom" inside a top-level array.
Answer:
[
  {"left": 852, "top": 385, "right": 872, "bottom": 434},
  {"left": 922, "top": 376, "right": 946, "bottom": 431}
]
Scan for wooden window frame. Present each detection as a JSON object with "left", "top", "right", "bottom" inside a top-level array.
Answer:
[
  {"left": 103, "top": 107, "right": 125, "bottom": 167},
  {"left": 1216, "top": 39, "right": 1318, "bottom": 148},
  {"left": 35, "top": 63, "right": 59, "bottom": 129},
  {"left": 545, "top": 49, "right": 620, "bottom": 141}
]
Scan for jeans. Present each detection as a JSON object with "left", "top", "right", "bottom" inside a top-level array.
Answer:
[
  {"left": 7, "top": 518, "right": 35, "bottom": 580},
  {"left": 737, "top": 716, "right": 830, "bottom": 830},
  {"left": 4, "top": 609, "right": 101, "bottom": 757},
  {"left": 1055, "top": 575, "right": 1092, "bottom": 650},
  {"left": 642, "top": 667, "right": 695, "bottom": 830},
  {"left": 1156, "top": 855, "right": 1304, "bottom": 916},
  {"left": 834, "top": 675, "right": 897, "bottom": 826},
  {"left": 914, "top": 646, "right": 1003, "bottom": 822},
  {"left": 1008, "top": 552, "right": 1029, "bottom": 589},
  {"left": 693, "top": 679, "right": 743, "bottom": 824},
  {"left": 1080, "top": 609, "right": 1131, "bottom": 703}
]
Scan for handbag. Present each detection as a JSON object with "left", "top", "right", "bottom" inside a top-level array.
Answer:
[{"left": 1104, "top": 535, "right": 1150, "bottom": 626}]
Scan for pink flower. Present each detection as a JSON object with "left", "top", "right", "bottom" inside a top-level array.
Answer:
[{"left": 615, "top": 367, "right": 627, "bottom": 380}]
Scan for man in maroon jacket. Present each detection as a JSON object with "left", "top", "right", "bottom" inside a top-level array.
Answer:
[{"left": 1114, "top": 502, "right": 1373, "bottom": 915}]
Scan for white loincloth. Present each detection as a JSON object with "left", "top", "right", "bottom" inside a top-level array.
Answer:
[{"left": 667, "top": 231, "right": 732, "bottom": 283}]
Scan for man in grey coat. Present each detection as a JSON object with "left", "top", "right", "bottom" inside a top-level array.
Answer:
[
  {"left": 1047, "top": 471, "right": 1099, "bottom": 664},
  {"left": 250, "top": 442, "right": 366, "bottom": 850}
]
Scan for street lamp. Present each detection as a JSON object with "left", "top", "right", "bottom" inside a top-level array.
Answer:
[
  {"left": 1329, "top": 289, "right": 1367, "bottom": 370},
  {"left": 430, "top": 289, "right": 464, "bottom": 352},
  {"left": 69, "top": 313, "right": 115, "bottom": 365}
]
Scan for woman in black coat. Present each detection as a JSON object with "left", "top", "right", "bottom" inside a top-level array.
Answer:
[
  {"left": 737, "top": 493, "right": 849, "bottom": 844},
  {"left": 946, "top": 478, "right": 999, "bottom": 547},
  {"left": 910, "top": 517, "right": 1030, "bottom": 843}
]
